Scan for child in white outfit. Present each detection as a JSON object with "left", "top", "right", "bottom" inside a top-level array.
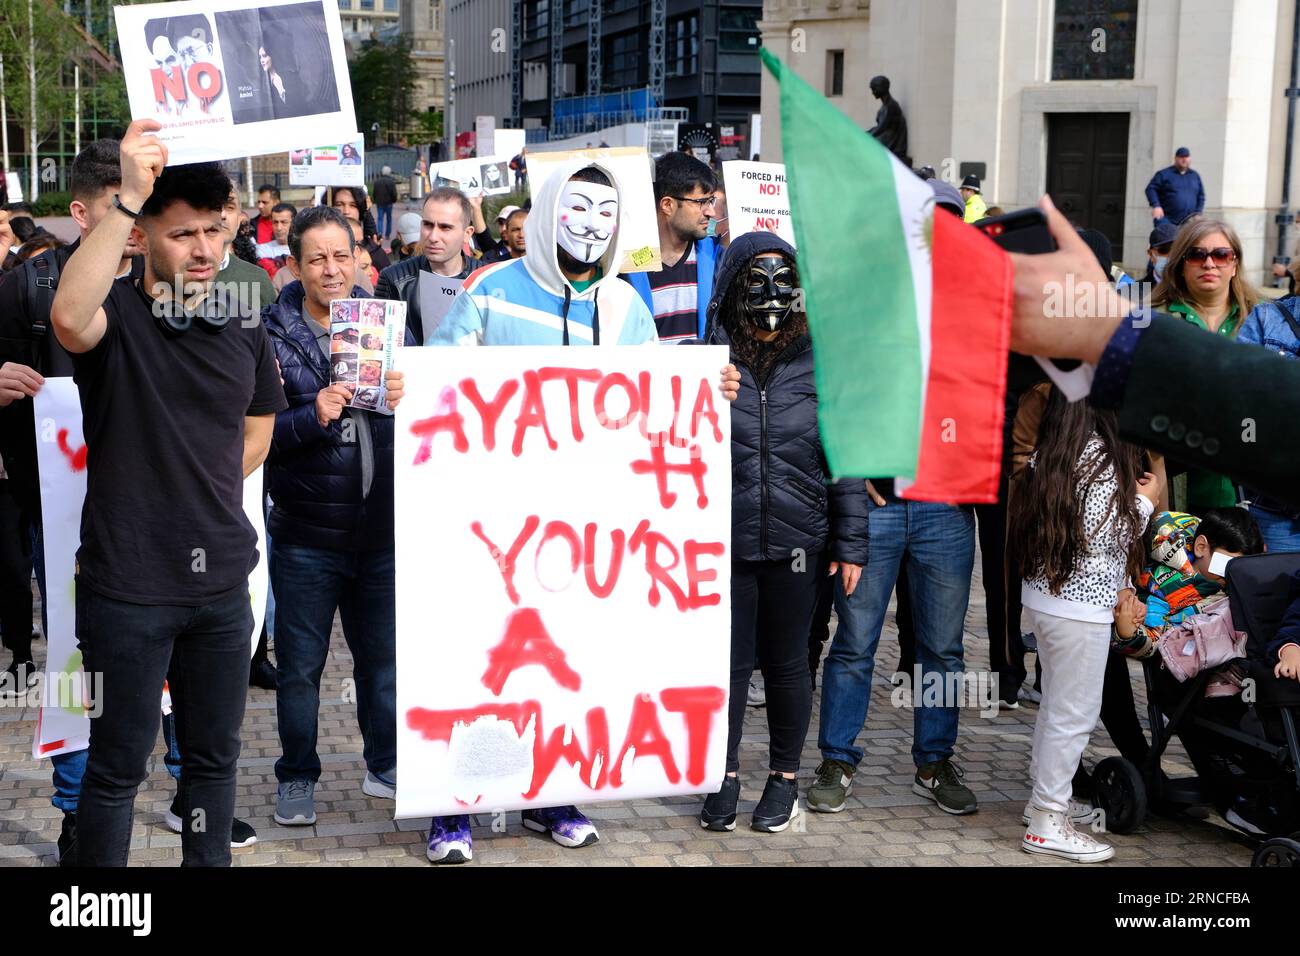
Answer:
[{"left": 1009, "top": 388, "right": 1161, "bottom": 863}]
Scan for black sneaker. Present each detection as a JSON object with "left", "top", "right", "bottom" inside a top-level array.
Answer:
[
  {"left": 699, "top": 775, "right": 741, "bottom": 831},
  {"left": 165, "top": 797, "right": 259, "bottom": 847},
  {"left": 249, "top": 659, "right": 278, "bottom": 690},
  {"left": 751, "top": 775, "right": 800, "bottom": 833},
  {"left": 0, "top": 659, "right": 36, "bottom": 697},
  {"left": 230, "top": 818, "right": 258, "bottom": 848},
  {"left": 57, "top": 812, "right": 77, "bottom": 867}
]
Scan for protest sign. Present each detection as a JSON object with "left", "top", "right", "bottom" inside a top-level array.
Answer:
[
  {"left": 526, "top": 147, "right": 659, "bottom": 273},
  {"left": 329, "top": 299, "right": 406, "bottom": 414},
  {"left": 722, "top": 161, "right": 795, "bottom": 247},
  {"left": 429, "top": 156, "right": 514, "bottom": 197},
  {"left": 31, "top": 379, "right": 268, "bottom": 759},
  {"left": 416, "top": 272, "right": 464, "bottom": 345},
  {"left": 289, "top": 136, "right": 365, "bottom": 187},
  {"left": 496, "top": 129, "right": 526, "bottom": 163},
  {"left": 393, "top": 346, "right": 732, "bottom": 818},
  {"left": 475, "top": 115, "right": 496, "bottom": 157},
  {"left": 115, "top": 0, "right": 357, "bottom": 165}
]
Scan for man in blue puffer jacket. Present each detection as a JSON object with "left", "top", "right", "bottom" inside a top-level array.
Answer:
[{"left": 262, "top": 206, "right": 412, "bottom": 829}]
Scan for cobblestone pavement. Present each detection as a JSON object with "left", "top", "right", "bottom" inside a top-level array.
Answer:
[{"left": 0, "top": 561, "right": 1256, "bottom": 868}]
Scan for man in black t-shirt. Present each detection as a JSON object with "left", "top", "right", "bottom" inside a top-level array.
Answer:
[{"left": 50, "top": 119, "right": 287, "bottom": 867}]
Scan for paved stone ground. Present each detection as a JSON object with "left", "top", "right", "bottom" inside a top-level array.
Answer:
[{"left": 0, "top": 558, "right": 1256, "bottom": 868}]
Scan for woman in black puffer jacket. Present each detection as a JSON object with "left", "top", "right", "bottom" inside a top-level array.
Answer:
[{"left": 698, "top": 232, "right": 870, "bottom": 834}]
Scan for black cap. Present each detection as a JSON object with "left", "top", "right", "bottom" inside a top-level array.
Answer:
[
  {"left": 960, "top": 174, "right": 981, "bottom": 192},
  {"left": 1149, "top": 221, "right": 1177, "bottom": 249},
  {"left": 1175, "top": 146, "right": 1190, "bottom": 157}
]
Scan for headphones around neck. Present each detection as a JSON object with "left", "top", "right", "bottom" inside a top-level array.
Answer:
[{"left": 139, "top": 279, "right": 233, "bottom": 337}]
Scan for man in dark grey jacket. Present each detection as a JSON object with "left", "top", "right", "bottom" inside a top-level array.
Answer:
[{"left": 374, "top": 187, "right": 476, "bottom": 343}]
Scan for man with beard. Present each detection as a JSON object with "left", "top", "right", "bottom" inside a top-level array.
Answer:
[{"left": 48, "top": 120, "right": 286, "bottom": 866}]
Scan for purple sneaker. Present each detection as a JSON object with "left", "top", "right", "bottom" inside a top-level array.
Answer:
[
  {"left": 426, "top": 815, "right": 472, "bottom": 864},
  {"left": 521, "top": 805, "right": 600, "bottom": 848}
]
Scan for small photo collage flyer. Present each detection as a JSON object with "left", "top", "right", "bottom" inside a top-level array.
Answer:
[{"left": 328, "top": 298, "right": 407, "bottom": 415}]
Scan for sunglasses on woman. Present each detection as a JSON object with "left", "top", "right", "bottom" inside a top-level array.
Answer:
[{"left": 1183, "top": 246, "right": 1236, "bottom": 266}]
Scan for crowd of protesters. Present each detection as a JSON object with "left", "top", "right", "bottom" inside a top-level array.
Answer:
[{"left": 0, "top": 122, "right": 1298, "bottom": 872}]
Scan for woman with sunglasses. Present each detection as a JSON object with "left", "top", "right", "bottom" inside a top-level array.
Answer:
[{"left": 1151, "top": 219, "right": 1259, "bottom": 514}]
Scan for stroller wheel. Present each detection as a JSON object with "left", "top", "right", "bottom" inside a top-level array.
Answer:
[
  {"left": 1251, "top": 837, "right": 1300, "bottom": 867},
  {"left": 1092, "top": 757, "right": 1147, "bottom": 835}
]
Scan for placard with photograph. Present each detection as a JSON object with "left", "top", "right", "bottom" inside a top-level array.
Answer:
[
  {"left": 288, "top": 136, "right": 365, "bottom": 187},
  {"left": 329, "top": 298, "right": 406, "bottom": 415},
  {"left": 115, "top": 0, "right": 357, "bottom": 165}
]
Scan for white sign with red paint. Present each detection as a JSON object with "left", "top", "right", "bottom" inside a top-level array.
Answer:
[
  {"left": 31, "top": 378, "right": 268, "bottom": 758},
  {"left": 393, "top": 346, "right": 733, "bottom": 818},
  {"left": 722, "top": 161, "right": 795, "bottom": 247}
]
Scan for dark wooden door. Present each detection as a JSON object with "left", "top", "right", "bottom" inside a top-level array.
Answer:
[{"left": 1046, "top": 112, "right": 1130, "bottom": 259}]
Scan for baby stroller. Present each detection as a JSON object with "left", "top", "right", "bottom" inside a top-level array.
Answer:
[{"left": 1090, "top": 552, "right": 1300, "bottom": 866}]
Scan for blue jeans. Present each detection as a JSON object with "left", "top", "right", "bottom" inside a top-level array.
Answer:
[
  {"left": 819, "top": 500, "right": 975, "bottom": 768},
  {"left": 376, "top": 204, "right": 393, "bottom": 239},
  {"left": 1251, "top": 505, "right": 1300, "bottom": 554},
  {"left": 272, "top": 543, "right": 397, "bottom": 784}
]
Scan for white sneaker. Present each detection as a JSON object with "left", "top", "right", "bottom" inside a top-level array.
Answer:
[
  {"left": 1022, "top": 806, "right": 1114, "bottom": 863},
  {"left": 1017, "top": 686, "right": 1042, "bottom": 705},
  {"left": 747, "top": 678, "right": 766, "bottom": 708},
  {"left": 1022, "top": 798, "right": 1097, "bottom": 826}
]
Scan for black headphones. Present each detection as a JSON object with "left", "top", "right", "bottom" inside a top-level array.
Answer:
[{"left": 138, "top": 279, "right": 233, "bottom": 337}]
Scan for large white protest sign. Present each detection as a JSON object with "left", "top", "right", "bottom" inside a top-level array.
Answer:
[
  {"left": 32, "top": 379, "right": 268, "bottom": 759},
  {"left": 527, "top": 147, "right": 660, "bottom": 273},
  {"left": 496, "top": 129, "right": 526, "bottom": 162},
  {"left": 429, "top": 155, "right": 514, "bottom": 197},
  {"left": 115, "top": 0, "right": 357, "bottom": 165},
  {"left": 289, "top": 136, "right": 365, "bottom": 187},
  {"left": 393, "top": 346, "right": 732, "bottom": 818},
  {"left": 416, "top": 272, "right": 464, "bottom": 345},
  {"left": 723, "top": 161, "right": 795, "bottom": 247}
]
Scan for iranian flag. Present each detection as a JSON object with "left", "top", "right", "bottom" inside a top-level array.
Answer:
[{"left": 762, "top": 50, "right": 1012, "bottom": 504}]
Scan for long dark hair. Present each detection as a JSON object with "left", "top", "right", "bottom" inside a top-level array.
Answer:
[
  {"left": 718, "top": 252, "right": 806, "bottom": 376},
  {"left": 1008, "top": 388, "right": 1147, "bottom": 593}
]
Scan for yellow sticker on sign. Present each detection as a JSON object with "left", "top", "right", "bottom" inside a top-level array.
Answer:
[{"left": 629, "top": 246, "right": 655, "bottom": 267}]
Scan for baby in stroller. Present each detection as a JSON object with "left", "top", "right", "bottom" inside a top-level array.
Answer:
[{"left": 1094, "top": 509, "right": 1300, "bottom": 858}]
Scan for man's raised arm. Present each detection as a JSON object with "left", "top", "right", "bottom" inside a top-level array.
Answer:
[{"left": 51, "top": 120, "right": 167, "bottom": 354}]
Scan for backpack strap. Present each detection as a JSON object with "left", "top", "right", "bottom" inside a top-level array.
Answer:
[
  {"left": 25, "top": 252, "right": 60, "bottom": 339},
  {"left": 1274, "top": 297, "right": 1300, "bottom": 344}
]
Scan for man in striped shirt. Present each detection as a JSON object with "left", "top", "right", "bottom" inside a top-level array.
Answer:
[{"left": 627, "top": 152, "right": 722, "bottom": 343}]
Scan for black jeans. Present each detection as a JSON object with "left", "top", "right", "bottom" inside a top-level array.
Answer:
[
  {"left": 729, "top": 557, "right": 821, "bottom": 774},
  {"left": 76, "top": 582, "right": 252, "bottom": 867},
  {"left": 0, "top": 481, "right": 34, "bottom": 664},
  {"left": 807, "top": 553, "right": 835, "bottom": 683}
]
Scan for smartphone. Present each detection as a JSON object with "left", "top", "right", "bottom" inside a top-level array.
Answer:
[
  {"left": 975, "top": 208, "right": 1056, "bottom": 255},
  {"left": 978, "top": 207, "right": 1088, "bottom": 391}
]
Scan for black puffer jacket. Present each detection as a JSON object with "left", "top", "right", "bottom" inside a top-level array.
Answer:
[
  {"left": 375, "top": 254, "right": 475, "bottom": 344},
  {"left": 264, "top": 281, "right": 413, "bottom": 551},
  {"left": 706, "top": 232, "right": 870, "bottom": 564}
]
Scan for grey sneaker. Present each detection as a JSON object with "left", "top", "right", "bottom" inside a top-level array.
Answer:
[
  {"left": 275, "top": 780, "right": 317, "bottom": 825},
  {"left": 747, "top": 678, "right": 766, "bottom": 708},
  {"left": 807, "top": 759, "right": 854, "bottom": 813},
  {"left": 362, "top": 768, "right": 396, "bottom": 799},
  {"left": 1018, "top": 686, "right": 1043, "bottom": 705},
  {"left": 912, "top": 758, "right": 978, "bottom": 815}
]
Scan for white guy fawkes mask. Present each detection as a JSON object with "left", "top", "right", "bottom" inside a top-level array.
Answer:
[{"left": 556, "top": 180, "right": 618, "bottom": 264}]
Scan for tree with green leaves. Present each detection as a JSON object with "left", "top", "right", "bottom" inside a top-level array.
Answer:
[
  {"left": 349, "top": 34, "right": 418, "bottom": 145},
  {"left": 0, "top": 0, "right": 126, "bottom": 198}
]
